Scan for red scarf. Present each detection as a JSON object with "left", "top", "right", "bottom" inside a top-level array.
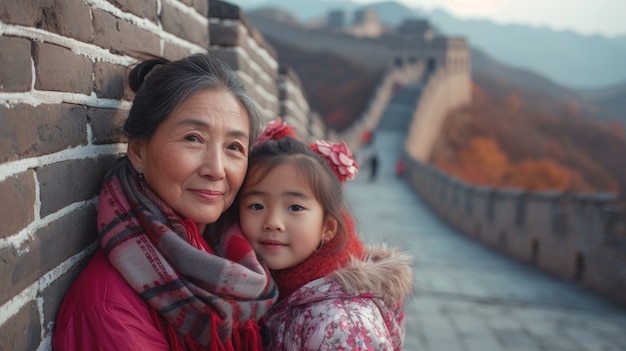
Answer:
[
  {"left": 271, "top": 212, "right": 364, "bottom": 301},
  {"left": 98, "top": 158, "right": 278, "bottom": 350}
]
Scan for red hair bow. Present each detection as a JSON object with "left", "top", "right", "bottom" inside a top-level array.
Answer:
[
  {"left": 254, "top": 117, "right": 296, "bottom": 146},
  {"left": 310, "top": 140, "right": 359, "bottom": 184}
]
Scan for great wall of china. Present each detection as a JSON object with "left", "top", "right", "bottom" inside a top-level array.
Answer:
[{"left": 0, "top": 1, "right": 624, "bottom": 349}]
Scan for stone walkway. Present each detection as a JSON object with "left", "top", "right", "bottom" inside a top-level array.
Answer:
[{"left": 345, "top": 131, "right": 626, "bottom": 351}]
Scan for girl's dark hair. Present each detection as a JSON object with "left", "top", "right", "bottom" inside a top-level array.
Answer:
[
  {"left": 124, "top": 53, "right": 263, "bottom": 144},
  {"left": 237, "top": 137, "right": 349, "bottom": 249}
]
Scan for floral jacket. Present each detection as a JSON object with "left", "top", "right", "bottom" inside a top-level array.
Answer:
[{"left": 266, "top": 244, "right": 414, "bottom": 350}]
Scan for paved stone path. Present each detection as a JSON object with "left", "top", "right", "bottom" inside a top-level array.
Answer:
[{"left": 345, "top": 130, "right": 626, "bottom": 351}]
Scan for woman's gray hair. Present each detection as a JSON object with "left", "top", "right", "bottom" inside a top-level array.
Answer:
[{"left": 124, "top": 53, "right": 263, "bottom": 144}]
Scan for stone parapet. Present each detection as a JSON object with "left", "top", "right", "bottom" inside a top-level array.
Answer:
[{"left": 404, "top": 158, "right": 626, "bottom": 306}]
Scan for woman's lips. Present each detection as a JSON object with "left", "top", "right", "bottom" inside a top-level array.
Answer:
[{"left": 191, "top": 189, "right": 222, "bottom": 201}]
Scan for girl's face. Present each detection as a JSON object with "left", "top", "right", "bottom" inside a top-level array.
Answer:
[
  {"left": 239, "top": 163, "right": 336, "bottom": 270},
  {"left": 128, "top": 89, "right": 250, "bottom": 234}
]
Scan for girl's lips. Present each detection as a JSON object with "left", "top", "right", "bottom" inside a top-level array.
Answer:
[{"left": 261, "top": 240, "right": 286, "bottom": 250}]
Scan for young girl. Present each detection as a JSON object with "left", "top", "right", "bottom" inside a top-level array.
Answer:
[{"left": 233, "top": 119, "right": 414, "bottom": 350}]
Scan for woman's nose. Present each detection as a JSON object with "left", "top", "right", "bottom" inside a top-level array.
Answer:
[{"left": 199, "top": 147, "right": 226, "bottom": 179}]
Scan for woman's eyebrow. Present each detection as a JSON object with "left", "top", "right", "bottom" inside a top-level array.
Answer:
[
  {"left": 175, "top": 118, "right": 209, "bottom": 128},
  {"left": 175, "top": 118, "right": 249, "bottom": 139}
]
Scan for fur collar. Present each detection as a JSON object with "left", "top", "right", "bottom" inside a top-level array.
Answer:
[{"left": 330, "top": 244, "right": 415, "bottom": 305}]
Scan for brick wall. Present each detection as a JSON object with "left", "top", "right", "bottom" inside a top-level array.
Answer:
[
  {"left": 0, "top": 1, "right": 318, "bottom": 349},
  {"left": 404, "top": 158, "right": 626, "bottom": 306}
]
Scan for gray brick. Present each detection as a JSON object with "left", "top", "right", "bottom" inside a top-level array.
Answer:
[
  {"left": 192, "top": 0, "right": 209, "bottom": 17},
  {"left": 110, "top": 0, "right": 158, "bottom": 23},
  {"left": 0, "top": 205, "right": 97, "bottom": 306},
  {"left": 0, "top": 103, "right": 88, "bottom": 163},
  {"left": 39, "top": 205, "right": 98, "bottom": 275},
  {"left": 93, "top": 61, "right": 127, "bottom": 100},
  {"left": 0, "top": 36, "right": 32, "bottom": 92},
  {"left": 0, "top": 0, "right": 53, "bottom": 27},
  {"left": 163, "top": 42, "right": 197, "bottom": 61},
  {"left": 92, "top": 9, "right": 161, "bottom": 58},
  {"left": 87, "top": 107, "right": 128, "bottom": 145},
  {"left": 38, "top": 156, "right": 118, "bottom": 217},
  {"left": 34, "top": 42, "right": 93, "bottom": 94},
  {"left": 0, "top": 301, "right": 41, "bottom": 351},
  {"left": 0, "top": 246, "right": 19, "bottom": 305},
  {"left": 209, "top": 23, "right": 242, "bottom": 47},
  {"left": 40, "top": 0, "right": 93, "bottom": 42},
  {"left": 0, "top": 171, "right": 35, "bottom": 238},
  {"left": 42, "top": 251, "right": 94, "bottom": 333},
  {"left": 161, "top": 0, "right": 209, "bottom": 47}
]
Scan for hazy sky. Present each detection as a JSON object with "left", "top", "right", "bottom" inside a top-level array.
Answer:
[
  {"left": 350, "top": 0, "right": 625, "bottom": 37},
  {"left": 233, "top": 0, "right": 626, "bottom": 37}
]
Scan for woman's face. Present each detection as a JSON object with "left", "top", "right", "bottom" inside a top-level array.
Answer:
[{"left": 128, "top": 89, "right": 250, "bottom": 233}]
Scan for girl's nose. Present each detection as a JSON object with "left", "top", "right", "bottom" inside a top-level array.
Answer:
[{"left": 263, "top": 211, "right": 284, "bottom": 232}]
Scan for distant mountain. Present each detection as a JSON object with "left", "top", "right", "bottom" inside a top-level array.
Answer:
[
  {"left": 427, "top": 9, "right": 626, "bottom": 90},
  {"left": 236, "top": 0, "right": 365, "bottom": 21},
  {"left": 577, "top": 82, "right": 626, "bottom": 120},
  {"left": 470, "top": 47, "right": 578, "bottom": 102},
  {"left": 234, "top": 0, "right": 626, "bottom": 91},
  {"left": 470, "top": 47, "right": 624, "bottom": 124}
]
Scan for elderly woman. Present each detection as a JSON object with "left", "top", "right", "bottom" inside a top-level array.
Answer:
[{"left": 53, "top": 54, "right": 277, "bottom": 351}]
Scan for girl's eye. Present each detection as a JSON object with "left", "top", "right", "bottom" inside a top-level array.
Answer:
[
  {"left": 288, "top": 204, "right": 304, "bottom": 212},
  {"left": 249, "top": 203, "right": 264, "bottom": 211}
]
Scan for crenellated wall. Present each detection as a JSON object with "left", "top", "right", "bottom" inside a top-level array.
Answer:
[
  {"left": 208, "top": 0, "right": 280, "bottom": 120},
  {"left": 340, "top": 42, "right": 471, "bottom": 158},
  {"left": 403, "top": 157, "right": 626, "bottom": 305},
  {"left": 0, "top": 1, "right": 318, "bottom": 349},
  {"left": 277, "top": 65, "right": 326, "bottom": 140},
  {"left": 405, "top": 56, "right": 472, "bottom": 162}
]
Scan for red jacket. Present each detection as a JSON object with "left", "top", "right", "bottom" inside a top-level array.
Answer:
[{"left": 53, "top": 250, "right": 170, "bottom": 350}]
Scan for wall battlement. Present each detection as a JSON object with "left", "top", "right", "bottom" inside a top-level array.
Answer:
[{"left": 404, "top": 158, "right": 626, "bottom": 305}]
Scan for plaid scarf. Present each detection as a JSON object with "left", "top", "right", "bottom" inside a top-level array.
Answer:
[{"left": 98, "top": 157, "right": 277, "bottom": 350}]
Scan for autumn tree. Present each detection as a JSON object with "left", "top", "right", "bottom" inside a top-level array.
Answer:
[{"left": 507, "top": 159, "right": 572, "bottom": 191}]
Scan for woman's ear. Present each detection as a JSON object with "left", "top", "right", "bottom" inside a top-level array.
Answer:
[
  {"left": 323, "top": 216, "right": 338, "bottom": 241},
  {"left": 126, "top": 139, "right": 145, "bottom": 171}
]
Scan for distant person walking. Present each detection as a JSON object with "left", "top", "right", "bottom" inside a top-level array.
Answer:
[
  {"left": 395, "top": 159, "right": 405, "bottom": 178},
  {"left": 358, "top": 136, "right": 379, "bottom": 182},
  {"left": 370, "top": 152, "right": 379, "bottom": 181}
]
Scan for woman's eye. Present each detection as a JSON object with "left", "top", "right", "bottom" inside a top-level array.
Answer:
[
  {"left": 288, "top": 204, "right": 304, "bottom": 212},
  {"left": 184, "top": 134, "right": 201, "bottom": 143},
  {"left": 227, "top": 143, "right": 245, "bottom": 153}
]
